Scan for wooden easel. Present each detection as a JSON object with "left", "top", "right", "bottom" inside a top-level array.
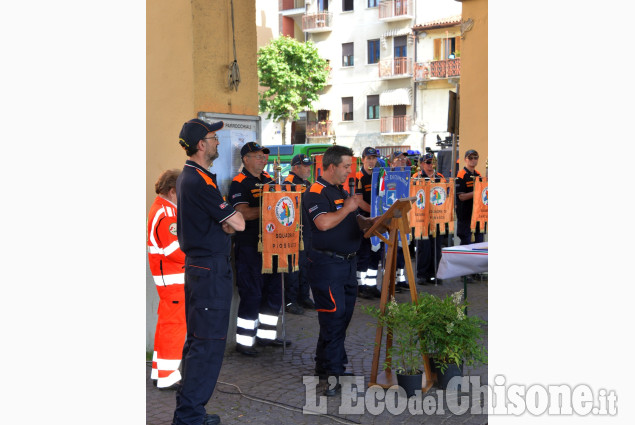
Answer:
[{"left": 364, "top": 197, "right": 435, "bottom": 393}]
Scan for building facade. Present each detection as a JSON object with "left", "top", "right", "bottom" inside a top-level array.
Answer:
[{"left": 274, "top": 0, "right": 461, "bottom": 157}]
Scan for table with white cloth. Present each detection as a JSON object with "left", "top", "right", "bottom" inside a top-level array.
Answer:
[{"left": 436, "top": 242, "right": 487, "bottom": 311}]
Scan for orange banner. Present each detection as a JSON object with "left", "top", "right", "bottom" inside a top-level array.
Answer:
[
  {"left": 313, "top": 154, "right": 358, "bottom": 195},
  {"left": 470, "top": 176, "right": 488, "bottom": 237},
  {"left": 429, "top": 179, "right": 454, "bottom": 237},
  {"left": 409, "top": 179, "right": 431, "bottom": 239},
  {"left": 260, "top": 184, "right": 301, "bottom": 274}
]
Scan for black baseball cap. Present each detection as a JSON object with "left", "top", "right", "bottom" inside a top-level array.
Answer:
[
  {"left": 240, "top": 142, "right": 270, "bottom": 158},
  {"left": 291, "top": 154, "right": 313, "bottom": 166},
  {"left": 362, "top": 147, "right": 379, "bottom": 157},
  {"left": 464, "top": 149, "right": 479, "bottom": 158},
  {"left": 421, "top": 153, "right": 434, "bottom": 161},
  {"left": 179, "top": 119, "right": 224, "bottom": 150},
  {"left": 392, "top": 150, "right": 408, "bottom": 159}
]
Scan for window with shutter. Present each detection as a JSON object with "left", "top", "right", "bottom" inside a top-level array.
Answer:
[
  {"left": 342, "top": 42, "right": 354, "bottom": 67},
  {"left": 367, "top": 95, "right": 379, "bottom": 120},
  {"left": 342, "top": 97, "right": 353, "bottom": 121}
]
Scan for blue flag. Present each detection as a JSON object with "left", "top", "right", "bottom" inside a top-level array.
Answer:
[{"left": 370, "top": 167, "right": 411, "bottom": 246}]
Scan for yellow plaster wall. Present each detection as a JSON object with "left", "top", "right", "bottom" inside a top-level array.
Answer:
[
  {"left": 147, "top": 0, "right": 259, "bottom": 212},
  {"left": 457, "top": 0, "right": 488, "bottom": 167}
]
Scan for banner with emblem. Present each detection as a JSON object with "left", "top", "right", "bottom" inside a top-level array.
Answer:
[
  {"left": 259, "top": 184, "right": 302, "bottom": 273},
  {"left": 470, "top": 176, "right": 488, "bottom": 239},
  {"left": 429, "top": 179, "right": 454, "bottom": 237},
  {"left": 409, "top": 179, "right": 431, "bottom": 239},
  {"left": 313, "top": 154, "right": 358, "bottom": 196},
  {"left": 370, "top": 168, "right": 411, "bottom": 246}
]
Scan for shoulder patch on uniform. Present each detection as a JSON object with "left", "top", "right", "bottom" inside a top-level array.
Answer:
[
  {"left": 196, "top": 169, "right": 217, "bottom": 188},
  {"left": 263, "top": 171, "right": 272, "bottom": 179},
  {"left": 456, "top": 169, "right": 467, "bottom": 179},
  {"left": 284, "top": 175, "right": 294, "bottom": 184},
  {"left": 233, "top": 173, "right": 247, "bottom": 183},
  {"left": 309, "top": 183, "right": 324, "bottom": 194},
  {"left": 169, "top": 223, "right": 177, "bottom": 235}
]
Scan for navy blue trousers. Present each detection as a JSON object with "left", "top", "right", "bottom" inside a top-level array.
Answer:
[
  {"left": 457, "top": 220, "right": 484, "bottom": 246},
  {"left": 173, "top": 256, "right": 232, "bottom": 425},
  {"left": 284, "top": 249, "right": 310, "bottom": 303},
  {"left": 416, "top": 236, "right": 442, "bottom": 279},
  {"left": 308, "top": 251, "right": 357, "bottom": 375},
  {"left": 234, "top": 243, "right": 282, "bottom": 343}
]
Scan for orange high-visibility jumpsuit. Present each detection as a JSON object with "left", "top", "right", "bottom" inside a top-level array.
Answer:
[{"left": 147, "top": 196, "right": 186, "bottom": 388}]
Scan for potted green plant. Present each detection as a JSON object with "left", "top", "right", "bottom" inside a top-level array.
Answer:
[
  {"left": 418, "top": 290, "right": 487, "bottom": 389},
  {"left": 364, "top": 297, "right": 428, "bottom": 397}
]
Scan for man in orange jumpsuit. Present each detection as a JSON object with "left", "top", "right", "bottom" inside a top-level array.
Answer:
[{"left": 147, "top": 169, "right": 186, "bottom": 390}]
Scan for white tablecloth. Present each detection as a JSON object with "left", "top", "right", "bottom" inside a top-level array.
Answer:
[{"left": 436, "top": 242, "right": 488, "bottom": 279}]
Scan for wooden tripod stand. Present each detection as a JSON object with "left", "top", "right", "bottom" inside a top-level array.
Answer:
[{"left": 364, "top": 197, "right": 435, "bottom": 392}]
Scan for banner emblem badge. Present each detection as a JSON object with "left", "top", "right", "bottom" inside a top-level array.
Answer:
[
  {"left": 431, "top": 186, "right": 446, "bottom": 206},
  {"left": 415, "top": 189, "right": 426, "bottom": 209},
  {"left": 275, "top": 196, "right": 295, "bottom": 227}
]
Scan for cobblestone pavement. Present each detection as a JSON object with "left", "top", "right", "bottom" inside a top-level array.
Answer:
[{"left": 147, "top": 276, "right": 488, "bottom": 425}]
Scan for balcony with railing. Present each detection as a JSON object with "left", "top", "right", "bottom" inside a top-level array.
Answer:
[
  {"left": 306, "top": 121, "right": 334, "bottom": 138},
  {"left": 414, "top": 59, "right": 461, "bottom": 81},
  {"left": 380, "top": 116, "right": 412, "bottom": 134},
  {"left": 378, "top": 57, "right": 414, "bottom": 79},
  {"left": 379, "top": 0, "right": 414, "bottom": 22},
  {"left": 302, "top": 12, "right": 333, "bottom": 33}
]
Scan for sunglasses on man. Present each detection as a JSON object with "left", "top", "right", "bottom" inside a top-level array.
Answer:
[{"left": 467, "top": 155, "right": 479, "bottom": 160}]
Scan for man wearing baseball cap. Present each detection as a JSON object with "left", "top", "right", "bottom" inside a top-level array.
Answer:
[
  {"left": 455, "top": 149, "right": 483, "bottom": 248},
  {"left": 173, "top": 118, "right": 245, "bottom": 425},
  {"left": 414, "top": 153, "right": 446, "bottom": 285},
  {"left": 229, "top": 142, "right": 291, "bottom": 356},
  {"left": 281, "top": 154, "right": 316, "bottom": 314},
  {"left": 354, "top": 147, "right": 382, "bottom": 299},
  {"left": 390, "top": 150, "right": 409, "bottom": 169}
]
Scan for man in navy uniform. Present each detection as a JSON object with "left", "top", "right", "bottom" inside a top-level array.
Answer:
[
  {"left": 304, "top": 145, "right": 377, "bottom": 396},
  {"left": 415, "top": 153, "right": 446, "bottom": 285},
  {"left": 354, "top": 147, "right": 382, "bottom": 299},
  {"left": 229, "top": 142, "right": 291, "bottom": 356},
  {"left": 282, "top": 154, "right": 315, "bottom": 314},
  {"left": 455, "top": 149, "right": 483, "bottom": 246},
  {"left": 172, "top": 118, "right": 246, "bottom": 425},
  {"left": 455, "top": 149, "right": 484, "bottom": 282}
]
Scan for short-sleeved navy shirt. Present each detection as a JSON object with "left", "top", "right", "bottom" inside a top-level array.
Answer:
[
  {"left": 354, "top": 167, "right": 373, "bottom": 217},
  {"left": 176, "top": 160, "right": 237, "bottom": 257},
  {"left": 228, "top": 168, "right": 274, "bottom": 246},
  {"left": 304, "top": 176, "right": 362, "bottom": 255},
  {"left": 283, "top": 172, "right": 312, "bottom": 246},
  {"left": 455, "top": 166, "right": 482, "bottom": 222}
]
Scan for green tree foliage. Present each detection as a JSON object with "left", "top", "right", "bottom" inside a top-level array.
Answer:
[{"left": 257, "top": 36, "right": 328, "bottom": 143}]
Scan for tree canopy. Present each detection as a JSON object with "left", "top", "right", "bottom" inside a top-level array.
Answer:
[{"left": 257, "top": 36, "right": 329, "bottom": 124}]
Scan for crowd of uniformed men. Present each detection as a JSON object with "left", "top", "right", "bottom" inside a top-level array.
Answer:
[{"left": 147, "top": 118, "right": 484, "bottom": 425}]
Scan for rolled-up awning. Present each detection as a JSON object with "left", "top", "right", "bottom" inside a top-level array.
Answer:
[
  {"left": 380, "top": 28, "right": 414, "bottom": 48},
  {"left": 379, "top": 88, "right": 412, "bottom": 106}
]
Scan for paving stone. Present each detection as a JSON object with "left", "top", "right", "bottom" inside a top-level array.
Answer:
[{"left": 147, "top": 276, "right": 488, "bottom": 425}]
